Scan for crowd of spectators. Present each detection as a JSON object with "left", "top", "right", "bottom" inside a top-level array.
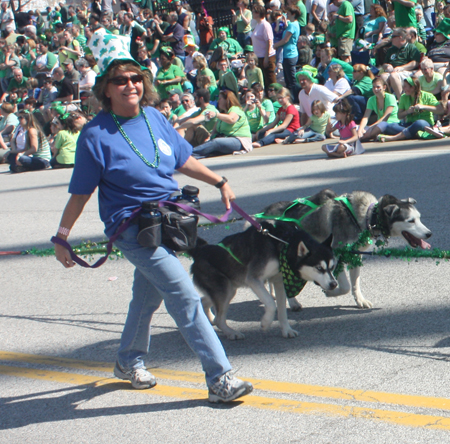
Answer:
[{"left": 1, "top": 0, "right": 450, "bottom": 169}]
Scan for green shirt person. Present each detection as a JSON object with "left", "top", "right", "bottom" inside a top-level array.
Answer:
[{"left": 392, "top": 0, "right": 417, "bottom": 29}]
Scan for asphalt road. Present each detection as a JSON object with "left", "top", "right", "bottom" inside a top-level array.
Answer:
[{"left": 2, "top": 137, "right": 450, "bottom": 443}]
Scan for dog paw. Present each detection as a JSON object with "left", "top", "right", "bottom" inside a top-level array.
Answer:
[
  {"left": 356, "top": 298, "right": 373, "bottom": 309},
  {"left": 288, "top": 299, "right": 303, "bottom": 312},
  {"left": 281, "top": 327, "right": 299, "bottom": 338},
  {"left": 226, "top": 331, "right": 246, "bottom": 340}
]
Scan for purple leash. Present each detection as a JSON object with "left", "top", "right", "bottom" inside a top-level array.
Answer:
[{"left": 50, "top": 202, "right": 266, "bottom": 268}]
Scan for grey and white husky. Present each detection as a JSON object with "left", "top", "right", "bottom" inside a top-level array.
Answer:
[
  {"left": 190, "top": 222, "right": 337, "bottom": 339},
  {"left": 259, "top": 189, "right": 432, "bottom": 310}
]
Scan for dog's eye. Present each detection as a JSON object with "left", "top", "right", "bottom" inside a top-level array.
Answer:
[{"left": 316, "top": 266, "right": 324, "bottom": 271}]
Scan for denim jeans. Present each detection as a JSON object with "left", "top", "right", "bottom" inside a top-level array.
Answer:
[
  {"left": 286, "top": 128, "right": 325, "bottom": 143},
  {"left": 258, "top": 129, "right": 293, "bottom": 146},
  {"left": 377, "top": 120, "right": 429, "bottom": 138},
  {"left": 114, "top": 224, "right": 231, "bottom": 385},
  {"left": 282, "top": 56, "right": 298, "bottom": 100},
  {"left": 192, "top": 137, "right": 243, "bottom": 158},
  {"left": 7, "top": 153, "right": 49, "bottom": 172}
]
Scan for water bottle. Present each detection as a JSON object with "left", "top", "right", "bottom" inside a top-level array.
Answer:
[
  {"left": 180, "top": 185, "right": 200, "bottom": 209},
  {"left": 137, "top": 201, "right": 162, "bottom": 248}
]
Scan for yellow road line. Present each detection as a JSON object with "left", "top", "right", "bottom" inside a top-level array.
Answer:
[
  {"left": 1, "top": 350, "right": 450, "bottom": 413},
  {"left": 2, "top": 364, "right": 450, "bottom": 431}
]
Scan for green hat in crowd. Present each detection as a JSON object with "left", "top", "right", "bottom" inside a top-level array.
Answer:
[
  {"left": 435, "top": 18, "right": 450, "bottom": 40},
  {"left": 295, "top": 70, "right": 319, "bottom": 84},
  {"left": 269, "top": 83, "right": 283, "bottom": 92},
  {"left": 244, "top": 45, "right": 254, "bottom": 53}
]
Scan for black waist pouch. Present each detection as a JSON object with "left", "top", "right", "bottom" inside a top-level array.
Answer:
[{"left": 160, "top": 206, "right": 198, "bottom": 251}]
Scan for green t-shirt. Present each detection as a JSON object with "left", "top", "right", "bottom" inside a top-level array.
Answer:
[
  {"left": 190, "top": 104, "right": 219, "bottom": 132},
  {"left": 419, "top": 72, "right": 443, "bottom": 93},
  {"left": 385, "top": 43, "right": 422, "bottom": 68},
  {"left": 198, "top": 67, "right": 216, "bottom": 85},
  {"left": 245, "top": 106, "right": 264, "bottom": 133},
  {"left": 209, "top": 38, "right": 243, "bottom": 58},
  {"left": 54, "top": 130, "right": 79, "bottom": 164},
  {"left": 353, "top": 76, "right": 374, "bottom": 98},
  {"left": 297, "top": 0, "right": 307, "bottom": 27},
  {"left": 367, "top": 92, "right": 400, "bottom": 123},
  {"left": 336, "top": 1, "right": 356, "bottom": 39},
  {"left": 155, "top": 64, "right": 185, "bottom": 99},
  {"left": 310, "top": 111, "right": 330, "bottom": 134},
  {"left": 218, "top": 70, "right": 239, "bottom": 97},
  {"left": 393, "top": 0, "right": 417, "bottom": 28},
  {"left": 236, "top": 9, "right": 252, "bottom": 34},
  {"left": 215, "top": 106, "right": 251, "bottom": 138},
  {"left": 7, "top": 76, "right": 28, "bottom": 91},
  {"left": 173, "top": 104, "right": 186, "bottom": 117},
  {"left": 261, "top": 98, "right": 275, "bottom": 124},
  {"left": 245, "top": 66, "right": 264, "bottom": 89},
  {"left": 399, "top": 90, "right": 439, "bottom": 125}
]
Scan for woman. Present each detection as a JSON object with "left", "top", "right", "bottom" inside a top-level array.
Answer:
[
  {"left": 418, "top": 58, "right": 443, "bottom": 96},
  {"left": 232, "top": 0, "right": 252, "bottom": 48},
  {"left": 243, "top": 89, "right": 270, "bottom": 139},
  {"left": 325, "top": 64, "right": 351, "bottom": 96},
  {"left": 338, "top": 64, "right": 375, "bottom": 122},
  {"left": 7, "top": 110, "right": 51, "bottom": 172},
  {"left": 58, "top": 29, "right": 83, "bottom": 65},
  {"left": 251, "top": 3, "right": 277, "bottom": 90},
  {"left": 253, "top": 87, "right": 300, "bottom": 147},
  {"left": 363, "top": 4, "right": 387, "bottom": 43},
  {"left": 53, "top": 34, "right": 252, "bottom": 402},
  {"left": 0, "top": 102, "right": 19, "bottom": 159},
  {"left": 318, "top": 47, "right": 353, "bottom": 83},
  {"left": 377, "top": 78, "right": 443, "bottom": 142},
  {"left": 357, "top": 77, "right": 399, "bottom": 141},
  {"left": 273, "top": 6, "right": 300, "bottom": 100},
  {"left": 192, "top": 90, "right": 252, "bottom": 158},
  {"left": 208, "top": 27, "right": 243, "bottom": 60},
  {"left": 252, "top": 82, "right": 275, "bottom": 124},
  {"left": 193, "top": 54, "right": 215, "bottom": 85},
  {"left": 309, "top": 0, "right": 328, "bottom": 25},
  {"left": 76, "top": 58, "right": 97, "bottom": 92},
  {"left": 50, "top": 111, "right": 87, "bottom": 169},
  {"left": 154, "top": 47, "right": 185, "bottom": 99}
]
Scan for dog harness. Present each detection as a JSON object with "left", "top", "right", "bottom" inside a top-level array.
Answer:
[{"left": 217, "top": 242, "right": 243, "bottom": 265}]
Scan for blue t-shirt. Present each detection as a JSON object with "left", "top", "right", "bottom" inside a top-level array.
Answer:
[
  {"left": 69, "top": 106, "right": 192, "bottom": 237},
  {"left": 282, "top": 21, "right": 300, "bottom": 59}
]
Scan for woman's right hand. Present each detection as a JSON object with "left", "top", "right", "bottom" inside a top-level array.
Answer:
[{"left": 55, "top": 243, "right": 75, "bottom": 268}]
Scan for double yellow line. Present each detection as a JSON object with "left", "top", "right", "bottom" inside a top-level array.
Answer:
[{"left": 2, "top": 350, "right": 450, "bottom": 430}]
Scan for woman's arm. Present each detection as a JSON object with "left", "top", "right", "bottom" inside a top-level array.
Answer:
[
  {"left": 370, "top": 105, "right": 394, "bottom": 126},
  {"left": 214, "top": 110, "right": 240, "bottom": 125},
  {"left": 311, "top": 3, "right": 320, "bottom": 24},
  {"left": 54, "top": 193, "right": 93, "bottom": 268},
  {"left": 357, "top": 109, "right": 372, "bottom": 137},
  {"left": 177, "top": 156, "right": 235, "bottom": 209},
  {"left": 273, "top": 31, "right": 293, "bottom": 49}
]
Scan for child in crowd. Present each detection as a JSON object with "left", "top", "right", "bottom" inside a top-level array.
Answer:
[
  {"left": 5, "top": 88, "right": 19, "bottom": 113},
  {"left": 270, "top": 9, "right": 285, "bottom": 73},
  {"left": 305, "top": 23, "right": 315, "bottom": 42},
  {"left": 322, "top": 99, "right": 364, "bottom": 158},
  {"left": 415, "top": 9, "right": 427, "bottom": 43},
  {"left": 253, "top": 87, "right": 300, "bottom": 147},
  {"left": 156, "top": 99, "right": 178, "bottom": 126},
  {"left": 242, "top": 52, "right": 264, "bottom": 89},
  {"left": 276, "top": 100, "right": 330, "bottom": 144},
  {"left": 243, "top": 90, "right": 270, "bottom": 139}
]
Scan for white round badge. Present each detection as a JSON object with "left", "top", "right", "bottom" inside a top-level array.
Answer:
[{"left": 158, "top": 139, "right": 172, "bottom": 156}]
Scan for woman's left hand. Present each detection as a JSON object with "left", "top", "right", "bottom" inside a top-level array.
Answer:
[{"left": 219, "top": 182, "right": 235, "bottom": 210}]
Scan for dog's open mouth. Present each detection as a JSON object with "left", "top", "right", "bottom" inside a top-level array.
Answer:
[{"left": 402, "top": 231, "right": 431, "bottom": 249}]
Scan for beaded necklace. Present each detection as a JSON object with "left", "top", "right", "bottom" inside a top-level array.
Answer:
[{"left": 110, "top": 108, "right": 160, "bottom": 168}]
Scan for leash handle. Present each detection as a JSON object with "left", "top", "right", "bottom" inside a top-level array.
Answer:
[{"left": 158, "top": 200, "right": 233, "bottom": 223}]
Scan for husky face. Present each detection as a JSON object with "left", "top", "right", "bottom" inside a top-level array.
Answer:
[
  {"left": 293, "top": 235, "right": 338, "bottom": 291},
  {"left": 384, "top": 200, "right": 432, "bottom": 249}
]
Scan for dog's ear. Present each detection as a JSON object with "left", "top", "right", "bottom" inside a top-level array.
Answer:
[
  {"left": 322, "top": 233, "right": 333, "bottom": 248},
  {"left": 297, "top": 241, "right": 309, "bottom": 258},
  {"left": 383, "top": 204, "right": 400, "bottom": 218},
  {"left": 401, "top": 198, "right": 417, "bottom": 205}
]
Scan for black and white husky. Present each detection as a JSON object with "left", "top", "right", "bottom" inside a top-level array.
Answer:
[
  {"left": 190, "top": 222, "right": 337, "bottom": 339},
  {"left": 260, "top": 189, "right": 432, "bottom": 310}
]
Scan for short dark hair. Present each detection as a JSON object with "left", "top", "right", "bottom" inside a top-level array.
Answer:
[{"left": 194, "top": 88, "right": 210, "bottom": 103}]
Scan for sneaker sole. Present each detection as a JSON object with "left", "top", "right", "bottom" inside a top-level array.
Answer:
[
  {"left": 114, "top": 364, "right": 157, "bottom": 389},
  {"left": 208, "top": 383, "right": 253, "bottom": 403}
]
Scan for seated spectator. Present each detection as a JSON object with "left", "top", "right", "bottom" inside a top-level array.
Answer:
[
  {"left": 357, "top": 77, "right": 400, "bottom": 141},
  {"left": 62, "top": 58, "right": 80, "bottom": 82},
  {"left": 58, "top": 28, "right": 83, "bottom": 65},
  {"left": 208, "top": 26, "right": 243, "bottom": 60},
  {"left": 0, "top": 102, "right": 19, "bottom": 159},
  {"left": 241, "top": 52, "right": 264, "bottom": 89},
  {"left": 324, "top": 64, "right": 351, "bottom": 96},
  {"left": 6, "top": 110, "right": 51, "bottom": 172},
  {"left": 177, "top": 92, "right": 199, "bottom": 119},
  {"left": 216, "top": 58, "right": 239, "bottom": 98},
  {"left": 253, "top": 87, "right": 300, "bottom": 147},
  {"left": 0, "top": 68, "right": 28, "bottom": 102},
  {"left": 156, "top": 98, "right": 178, "bottom": 126},
  {"left": 155, "top": 47, "right": 185, "bottom": 99},
  {"left": 336, "top": 64, "right": 374, "bottom": 122},
  {"left": 318, "top": 47, "right": 353, "bottom": 82},
  {"left": 175, "top": 88, "right": 219, "bottom": 146},
  {"left": 377, "top": 78, "right": 443, "bottom": 142},
  {"left": 196, "top": 74, "right": 219, "bottom": 104},
  {"left": 0, "top": 43, "right": 20, "bottom": 93},
  {"left": 52, "top": 67, "right": 75, "bottom": 102},
  {"left": 192, "top": 90, "right": 252, "bottom": 158},
  {"left": 242, "top": 89, "right": 270, "bottom": 139},
  {"left": 418, "top": 58, "right": 444, "bottom": 96},
  {"left": 363, "top": 4, "right": 387, "bottom": 43},
  {"left": 32, "top": 40, "right": 58, "bottom": 86},
  {"left": 297, "top": 36, "right": 313, "bottom": 68},
  {"left": 380, "top": 27, "right": 422, "bottom": 100},
  {"left": 76, "top": 58, "right": 97, "bottom": 92},
  {"left": 427, "top": 18, "right": 450, "bottom": 74},
  {"left": 252, "top": 82, "right": 275, "bottom": 124},
  {"left": 36, "top": 77, "right": 58, "bottom": 110},
  {"left": 50, "top": 111, "right": 87, "bottom": 169}
]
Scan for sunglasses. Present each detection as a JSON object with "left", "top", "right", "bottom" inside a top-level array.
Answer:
[
  {"left": 181, "top": 99, "right": 190, "bottom": 103},
  {"left": 108, "top": 74, "right": 144, "bottom": 85}
]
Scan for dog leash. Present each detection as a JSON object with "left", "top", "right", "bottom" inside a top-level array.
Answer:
[{"left": 50, "top": 201, "right": 288, "bottom": 268}]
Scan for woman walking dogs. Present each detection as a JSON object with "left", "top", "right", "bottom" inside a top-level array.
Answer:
[{"left": 53, "top": 30, "right": 252, "bottom": 404}]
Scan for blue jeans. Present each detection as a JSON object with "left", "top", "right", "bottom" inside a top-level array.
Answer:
[
  {"left": 7, "top": 153, "right": 49, "bottom": 172},
  {"left": 192, "top": 137, "right": 243, "bottom": 158},
  {"left": 114, "top": 224, "right": 231, "bottom": 385},
  {"left": 258, "top": 129, "right": 293, "bottom": 146},
  {"left": 377, "top": 120, "right": 429, "bottom": 138},
  {"left": 286, "top": 128, "right": 326, "bottom": 143},
  {"left": 282, "top": 56, "right": 298, "bottom": 101}
]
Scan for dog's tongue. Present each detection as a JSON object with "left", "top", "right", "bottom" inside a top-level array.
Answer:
[{"left": 419, "top": 239, "right": 431, "bottom": 250}]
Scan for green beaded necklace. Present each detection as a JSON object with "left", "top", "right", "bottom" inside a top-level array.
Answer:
[{"left": 110, "top": 108, "right": 160, "bottom": 168}]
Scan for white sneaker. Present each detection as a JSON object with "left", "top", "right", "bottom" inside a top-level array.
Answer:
[
  {"left": 208, "top": 372, "right": 253, "bottom": 403},
  {"left": 114, "top": 362, "right": 157, "bottom": 389}
]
